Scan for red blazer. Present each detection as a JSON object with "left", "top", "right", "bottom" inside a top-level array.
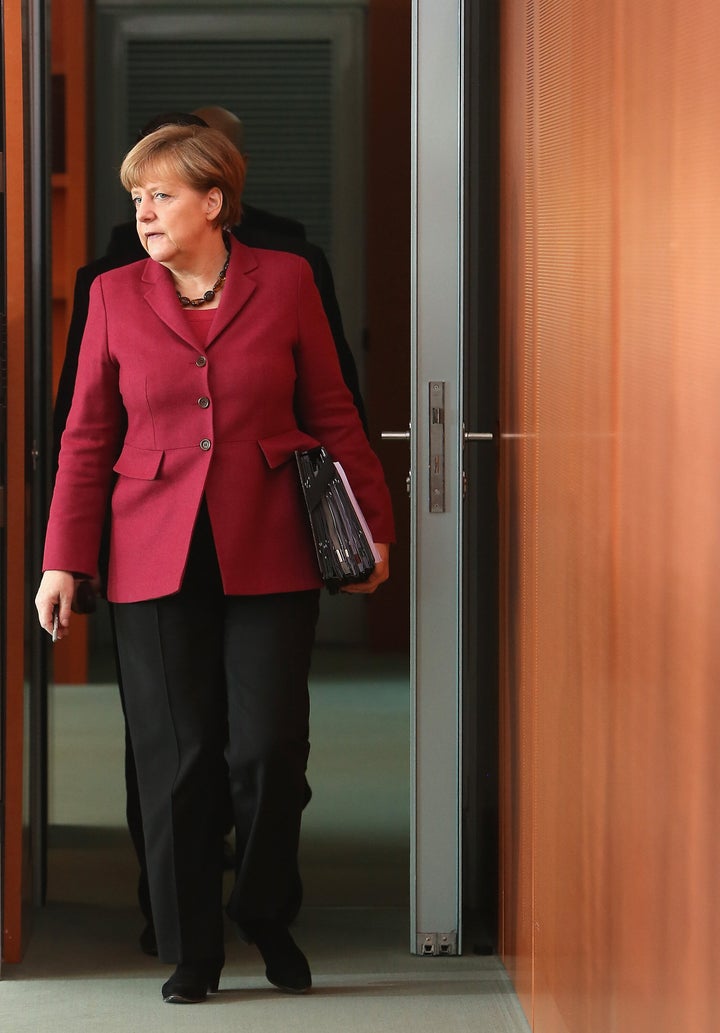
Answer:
[{"left": 44, "top": 237, "right": 395, "bottom": 602}]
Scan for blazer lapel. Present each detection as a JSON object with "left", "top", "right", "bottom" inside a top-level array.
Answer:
[
  {"left": 141, "top": 260, "right": 198, "bottom": 348},
  {"left": 139, "top": 236, "right": 258, "bottom": 351},
  {"left": 205, "top": 237, "right": 258, "bottom": 346}
]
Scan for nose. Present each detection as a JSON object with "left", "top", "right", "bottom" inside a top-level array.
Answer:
[{"left": 136, "top": 197, "right": 155, "bottom": 222}]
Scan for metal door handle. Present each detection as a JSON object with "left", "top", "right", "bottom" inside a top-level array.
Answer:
[
  {"left": 383, "top": 430, "right": 493, "bottom": 442},
  {"left": 380, "top": 427, "right": 412, "bottom": 496},
  {"left": 461, "top": 425, "right": 495, "bottom": 500}
]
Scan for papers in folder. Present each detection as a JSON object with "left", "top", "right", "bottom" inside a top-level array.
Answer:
[{"left": 295, "top": 445, "right": 379, "bottom": 593}]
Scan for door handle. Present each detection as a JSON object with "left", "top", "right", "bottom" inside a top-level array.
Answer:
[
  {"left": 462, "top": 424, "right": 495, "bottom": 500},
  {"left": 382, "top": 429, "right": 494, "bottom": 442},
  {"left": 381, "top": 412, "right": 494, "bottom": 509},
  {"left": 464, "top": 431, "right": 494, "bottom": 442},
  {"left": 381, "top": 427, "right": 412, "bottom": 495},
  {"left": 382, "top": 429, "right": 493, "bottom": 442}
]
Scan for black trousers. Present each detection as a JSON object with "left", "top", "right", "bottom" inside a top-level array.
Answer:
[{"left": 113, "top": 503, "right": 320, "bottom": 965}]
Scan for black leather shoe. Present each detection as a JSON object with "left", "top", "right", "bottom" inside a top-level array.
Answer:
[
  {"left": 139, "top": 922, "right": 158, "bottom": 956},
  {"left": 161, "top": 963, "right": 222, "bottom": 1004},
  {"left": 249, "top": 920, "right": 311, "bottom": 994}
]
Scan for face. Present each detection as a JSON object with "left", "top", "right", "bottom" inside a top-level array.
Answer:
[{"left": 130, "top": 173, "right": 223, "bottom": 266}]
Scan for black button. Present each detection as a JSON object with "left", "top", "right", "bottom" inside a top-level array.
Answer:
[
  {"left": 199, "top": 438, "right": 212, "bottom": 451},
  {"left": 197, "top": 396, "right": 210, "bottom": 409},
  {"left": 195, "top": 356, "right": 207, "bottom": 367}
]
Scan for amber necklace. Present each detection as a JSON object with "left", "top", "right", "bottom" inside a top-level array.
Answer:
[{"left": 176, "top": 251, "right": 230, "bottom": 307}]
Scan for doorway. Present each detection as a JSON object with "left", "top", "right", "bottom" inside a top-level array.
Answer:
[
  {"left": 5, "top": 0, "right": 501, "bottom": 965},
  {"left": 47, "top": 0, "right": 416, "bottom": 952}
]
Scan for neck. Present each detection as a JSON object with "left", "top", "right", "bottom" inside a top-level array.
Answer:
[
  {"left": 166, "top": 238, "right": 229, "bottom": 287},
  {"left": 168, "top": 238, "right": 230, "bottom": 309}
]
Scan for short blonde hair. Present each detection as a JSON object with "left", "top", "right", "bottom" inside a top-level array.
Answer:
[{"left": 120, "top": 124, "right": 246, "bottom": 228}]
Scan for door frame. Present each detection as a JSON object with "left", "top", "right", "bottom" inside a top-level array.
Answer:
[
  {"left": 3, "top": 0, "right": 498, "bottom": 966},
  {"left": 410, "top": 0, "right": 499, "bottom": 956},
  {"left": 410, "top": 0, "right": 465, "bottom": 955}
]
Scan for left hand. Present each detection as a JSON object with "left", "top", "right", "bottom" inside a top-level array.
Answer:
[
  {"left": 341, "top": 543, "right": 390, "bottom": 594},
  {"left": 35, "top": 569, "right": 76, "bottom": 640}
]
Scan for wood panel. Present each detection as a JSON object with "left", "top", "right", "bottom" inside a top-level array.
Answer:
[
  {"left": 497, "top": 0, "right": 535, "bottom": 1013},
  {"left": 50, "top": 0, "right": 90, "bottom": 683},
  {"left": 3, "top": 0, "right": 90, "bottom": 961},
  {"left": 3, "top": 0, "right": 30, "bottom": 964},
  {"left": 499, "top": 1, "right": 720, "bottom": 1030}
]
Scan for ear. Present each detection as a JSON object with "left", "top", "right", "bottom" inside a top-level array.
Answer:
[{"left": 206, "top": 188, "right": 223, "bottom": 217}]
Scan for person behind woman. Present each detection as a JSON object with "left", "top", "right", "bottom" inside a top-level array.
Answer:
[{"left": 35, "top": 124, "right": 394, "bottom": 1005}]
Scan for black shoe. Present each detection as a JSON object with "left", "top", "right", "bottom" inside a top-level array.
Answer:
[
  {"left": 248, "top": 920, "right": 311, "bottom": 994},
  {"left": 161, "top": 963, "right": 222, "bottom": 1004},
  {"left": 139, "top": 922, "right": 158, "bottom": 957}
]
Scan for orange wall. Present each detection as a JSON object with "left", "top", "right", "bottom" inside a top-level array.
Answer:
[
  {"left": 3, "top": 0, "right": 90, "bottom": 961},
  {"left": 50, "top": 0, "right": 90, "bottom": 683},
  {"left": 3, "top": 0, "right": 30, "bottom": 964},
  {"left": 499, "top": 1, "right": 720, "bottom": 1030}
]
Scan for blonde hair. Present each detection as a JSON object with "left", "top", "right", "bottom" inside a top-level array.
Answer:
[{"left": 120, "top": 124, "right": 246, "bottom": 228}]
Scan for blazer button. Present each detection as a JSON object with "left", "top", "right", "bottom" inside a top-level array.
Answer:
[
  {"left": 195, "top": 356, "right": 207, "bottom": 367},
  {"left": 199, "top": 438, "right": 212, "bottom": 451},
  {"left": 197, "top": 396, "right": 210, "bottom": 409}
]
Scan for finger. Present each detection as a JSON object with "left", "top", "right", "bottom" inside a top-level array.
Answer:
[
  {"left": 35, "top": 593, "right": 57, "bottom": 634},
  {"left": 341, "top": 566, "right": 389, "bottom": 594},
  {"left": 56, "top": 592, "right": 74, "bottom": 636},
  {"left": 35, "top": 580, "right": 74, "bottom": 636}
]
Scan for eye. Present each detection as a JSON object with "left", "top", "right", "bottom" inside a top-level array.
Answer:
[
  {"left": 131, "top": 195, "right": 141, "bottom": 207},
  {"left": 154, "top": 192, "right": 169, "bottom": 201}
]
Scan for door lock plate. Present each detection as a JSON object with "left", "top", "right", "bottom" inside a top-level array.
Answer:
[{"left": 429, "top": 381, "right": 445, "bottom": 512}]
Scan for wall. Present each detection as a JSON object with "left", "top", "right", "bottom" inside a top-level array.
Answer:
[
  {"left": 50, "top": 0, "right": 90, "bottom": 683},
  {"left": 2, "top": 0, "right": 30, "bottom": 964},
  {"left": 499, "top": 1, "right": 720, "bottom": 1031}
]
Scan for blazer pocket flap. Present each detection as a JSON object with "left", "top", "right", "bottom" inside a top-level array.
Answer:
[
  {"left": 258, "top": 430, "right": 321, "bottom": 470},
  {"left": 112, "top": 444, "right": 164, "bottom": 480}
]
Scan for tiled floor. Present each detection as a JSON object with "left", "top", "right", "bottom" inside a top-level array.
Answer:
[{"left": 2, "top": 647, "right": 530, "bottom": 1033}]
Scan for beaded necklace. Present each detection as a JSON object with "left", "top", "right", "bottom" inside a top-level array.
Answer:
[{"left": 176, "top": 251, "right": 230, "bottom": 307}]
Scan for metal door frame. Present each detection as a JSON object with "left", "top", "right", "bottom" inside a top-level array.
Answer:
[{"left": 410, "top": 0, "right": 466, "bottom": 955}]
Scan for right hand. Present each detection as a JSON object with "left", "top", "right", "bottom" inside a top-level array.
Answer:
[{"left": 35, "top": 570, "right": 76, "bottom": 640}]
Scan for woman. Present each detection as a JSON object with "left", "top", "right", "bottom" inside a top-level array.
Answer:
[{"left": 36, "top": 124, "right": 394, "bottom": 1004}]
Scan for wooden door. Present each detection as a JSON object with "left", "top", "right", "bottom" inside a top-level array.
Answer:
[{"left": 499, "top": 1, "right": 720, "bottom": 1029}]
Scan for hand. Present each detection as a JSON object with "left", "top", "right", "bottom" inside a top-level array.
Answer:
[
  {"left": 341, "top": 543, "right": 390, "bottom": 594},
  {"left": 35, "top": 570, "right": 76, "bottom": 641}
]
